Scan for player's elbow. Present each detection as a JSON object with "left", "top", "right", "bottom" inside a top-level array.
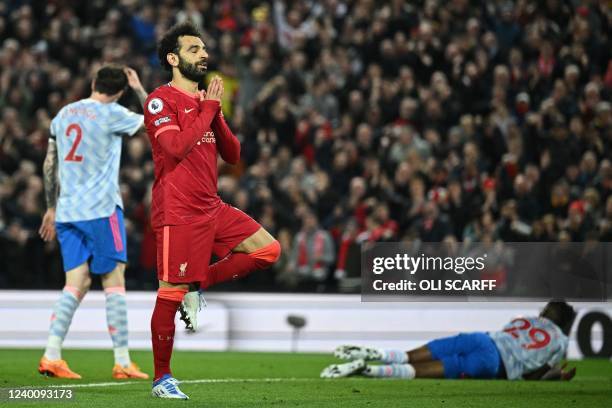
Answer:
[
  {"left": 159, "top": 134, "right": 190, "bottom": 160},
  {"left": 230, "top": 141, "right": 241, "bottom": 164},
  {"left": 174, "top": 147, "right": 191, "bottom": 160},
  {"left": 225, "top": 152, "right": 240, "bottom": 165},
  {"left": 163, "top": 145, "right": 189, "bottom": 160},
  {"left": 222, "top": 144, "right": 241, "bottom": 165}
]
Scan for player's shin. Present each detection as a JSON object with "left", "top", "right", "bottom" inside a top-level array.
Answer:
[
  {"left": 364, "top": 364, "right": 416, "bottom": 379},
  {"left": 151, "top": 287, "right": 187, "bottom": 381},
  {"left": 104, "top": 286, "right": 130, "bottom": 367},
  {"left": 378, "top": 349, "right": 409, "bottom": 364},
  {"left": 202, "top": 241, "right": 281, "bottom": 288},
  {"left": 44, "top": 286, "right": 83, "bottom": 361}
]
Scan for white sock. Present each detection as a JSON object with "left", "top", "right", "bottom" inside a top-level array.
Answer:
[
  {"left": 364, "top": 364, "right": 415, "bottom": 379},
  {"left": 113, "top": 347, "right": 131, "bottom": 368},
  {"left": 44, "top": 335, "right": 62, "bottom": 361},
  {"left": 105, "top": 289, "right": 131, "bottom": 367},
  {"left": 378, "top": 349, "right": 409, "bottom": 364},
  {"left": 44, "top": 288, "right": 81, "bottom": 361}
]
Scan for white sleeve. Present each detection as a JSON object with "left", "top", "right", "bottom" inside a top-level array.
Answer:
[{"left": 108, "top": 104, "right": 144, "bottom": 136}]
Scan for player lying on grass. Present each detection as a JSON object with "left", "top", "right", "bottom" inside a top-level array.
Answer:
[
  {"left": 38, "top": 65, "right": 149, "bottom": 380},
  {"left": 321, "top": 301, "right": 577, "bottom": 381}
]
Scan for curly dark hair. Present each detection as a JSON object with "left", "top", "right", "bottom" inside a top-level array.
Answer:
[
  {"left": 158, "top": 22, "right": 203, "bottom": 71},
  {"left": 540, "top": 300, "right": 577, "bottom": 336},
  {"left": 93, "top": 64, "right": 127, "bottom": 95}
]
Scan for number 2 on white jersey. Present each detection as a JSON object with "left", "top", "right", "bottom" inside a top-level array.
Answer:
[{"left": 64, "top": 123, "right": 84, "bottom": 162}]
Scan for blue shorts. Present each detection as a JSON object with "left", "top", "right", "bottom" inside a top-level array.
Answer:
[
  {"left": 427, "top": 332, "right": 502, "bottom": 379},
  {"left": 56, "top": 207, "right": 127, "bottom": 274}
]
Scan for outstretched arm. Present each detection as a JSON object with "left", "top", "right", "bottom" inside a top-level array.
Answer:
[
  {"left": 522, "top": 364, "right": 551, "bottom": 380},
  {"left": 523, "top": 363, "right": 576, "bottom": 381}
]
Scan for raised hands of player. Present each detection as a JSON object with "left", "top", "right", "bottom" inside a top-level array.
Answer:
[
  {"left": 124, "top": 67, "right": 143, "bottom": 90},
  {"left": 39, "top": 208, "right": 56, "bottom": 242},
  {"left": 204, "top": 76, "right": 224, "bottom": 103},
  {"left": 124, "top": 67, "right": 148, "bottom": 106}
]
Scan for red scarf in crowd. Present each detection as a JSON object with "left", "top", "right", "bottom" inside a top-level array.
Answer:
[
  {"left": 297, "top": 230, "right": 325, "bottom": 268},
  {"left": 538, "top": 56, "right": 555, "bottom": 77}
]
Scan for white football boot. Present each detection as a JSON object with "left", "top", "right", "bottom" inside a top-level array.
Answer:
[
  {"left": 334, "top": 345, "right": 382, "bottom": 361},
  {"left": 179, "top": 290, "right": 207, "bottom": 332},
  {"left": 320, "top": 359, "right": 366, "bottom": 378},
  {"left": 151, "top": 374, "right": 189, "bottom": 399}
]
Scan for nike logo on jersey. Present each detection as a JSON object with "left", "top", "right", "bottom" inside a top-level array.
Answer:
[{"left": 184, "top": 108, "right": 195, "bottom": 113}]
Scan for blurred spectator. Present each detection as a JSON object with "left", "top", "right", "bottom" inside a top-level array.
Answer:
[
  {"left": 284, "top": 209, "right": 335, "bottom": 292},
  {"left": 0, "top": 1, "right": 610, "bottom": 292}
]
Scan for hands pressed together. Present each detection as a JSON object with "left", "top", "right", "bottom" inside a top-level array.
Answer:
[{"left": 199, "top": 75, "right": 224, "bottom": 103}]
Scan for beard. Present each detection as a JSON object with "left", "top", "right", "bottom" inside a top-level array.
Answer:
[{"left": 177, "top": 56, "right": 207, "bottom": 83}]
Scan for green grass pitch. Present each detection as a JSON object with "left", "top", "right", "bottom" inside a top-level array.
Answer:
[{"left": 0, "top": 349, "right": 611, "bottom": 407}]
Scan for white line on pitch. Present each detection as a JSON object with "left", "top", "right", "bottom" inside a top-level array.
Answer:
[
  {"left": 41, "top": 375, "right": 612, "bottom": 388},
  {"left": 46, "top": 378, "right": 318, "bottom": 388}
]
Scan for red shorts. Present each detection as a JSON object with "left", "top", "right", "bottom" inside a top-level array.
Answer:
[{"left": 155, "top": 203, "right": 261, "bottom": 283}]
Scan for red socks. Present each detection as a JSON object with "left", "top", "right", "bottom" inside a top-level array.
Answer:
[
  {"left": 151, "top": 287, "right": 187, "bottom": 381},
  {"left": 151, "top": 242, "right": 281, "bottom": 380},
  {"left": 202, "top": 241, "right": 281, "bottom": 289}
]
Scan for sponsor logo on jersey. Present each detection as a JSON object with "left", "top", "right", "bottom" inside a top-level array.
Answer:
[
  {"left": 154, "top": 116, "right": 171, "bottom": 127},
  {"left": 184, "top": 108, "right": 195, "bottom": 113},
  {"left": 147, "top": 98, "right": 163, "bottom": 114},
  {"left": 196, "top": 131, "right": 216, "bottom": 145}
]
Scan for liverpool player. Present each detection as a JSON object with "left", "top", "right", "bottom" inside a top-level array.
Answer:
[{"left": 144, "top": 23, "right": 280, "bottom": 399}]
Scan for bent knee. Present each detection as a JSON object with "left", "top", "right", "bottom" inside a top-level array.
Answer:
[
  {"left": 83, "top": 276, "right": 92, "bottom": 291},
  {"left": 73, "top": 278, "right": 91, "bottom": 298},
  {"left": 76, "top": 275, "right": 92, "bottom": 294},
  {"left": 114, "top": 262, "right": 126, "bottom": 274},
  {"left": 102, "top": 262, "right": 126, "bottom": 288},
  {"left": 64, "top": 277, "right": 90, "bottom": 301},
  {"left": 250, "top": 240, "right": 281, "bottom": 269}
]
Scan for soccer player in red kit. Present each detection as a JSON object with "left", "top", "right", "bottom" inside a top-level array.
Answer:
[{"left": 144, "top": 23, "right": 281, "bottom": 399}]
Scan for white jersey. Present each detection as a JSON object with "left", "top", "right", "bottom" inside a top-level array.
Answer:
[
  {"left": 50, "top": 98, "right": 143, "bottom": 222},
  {"left": 490, "top": 316, "right": 568, "bottom": 380}
]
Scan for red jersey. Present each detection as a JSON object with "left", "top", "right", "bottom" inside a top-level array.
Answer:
[{"left": 144, "top": 84, "right": 241, "bottom": 228}]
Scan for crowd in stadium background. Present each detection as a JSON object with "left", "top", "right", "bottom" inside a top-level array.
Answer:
[{"left": 0, "top": 0, "right": 610, "bottom": 292}]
